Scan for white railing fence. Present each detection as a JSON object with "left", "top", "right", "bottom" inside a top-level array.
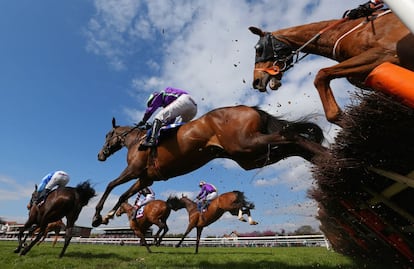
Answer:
[{"left": 1, "top": 234, "right": 330, "bottom": 249}]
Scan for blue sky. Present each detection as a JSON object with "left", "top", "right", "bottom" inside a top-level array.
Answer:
[{"left": 0, "top": 0, "right": 361, "bottom": 236}]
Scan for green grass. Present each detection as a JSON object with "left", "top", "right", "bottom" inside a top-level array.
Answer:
[{"left": 0, "top": 240, "right": 396, "bottom": 269}]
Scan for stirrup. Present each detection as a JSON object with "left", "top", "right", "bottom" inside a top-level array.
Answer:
[{"left": 141, "top": 138, "right": 157, "bottom": 147}]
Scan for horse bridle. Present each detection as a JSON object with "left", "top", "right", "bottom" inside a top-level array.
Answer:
[
  {"left": 255, "top": 18, "right": 349, "bottom": 76},
  {"left": 254, "top": 33, "right": 295, "bottom": 75},
  {"left": 102, "top": 126, "right": 139, "bottom": 157}
]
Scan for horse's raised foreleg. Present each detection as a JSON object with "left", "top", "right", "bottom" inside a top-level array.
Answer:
[
  {"left": 92, "top": 169, "right": 138, "bottom": 227},
  {"left": 101, "top": 177, "right": 152, "bottom": 225},
  {"left": 314, "top": 49, "right": 395, "bottom": 125}
]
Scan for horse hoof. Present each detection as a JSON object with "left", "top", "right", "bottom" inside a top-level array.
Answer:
[
  {"left": 92, "top": 215, "right": 102, "bottom": 227},
  {"left": 101, "top": 217, "right": 110, "bottom": 225},
  {"left": 13, "top": 248, "right": 20, "bottom": 254},
  {"left": 250, "top": 221, "right": 259, "bottom": 225}
]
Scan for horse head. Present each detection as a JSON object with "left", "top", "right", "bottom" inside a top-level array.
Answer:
[
  {"left": 27, "top": 185, "right": 38, "bottom": 210},
  {"left": 98, "top": 118, "right": 134, "bottom": 161},
  {"left": 249, "top": 26, "right": 293, "bottom": 92},
  {"left": 115, "top": 202, "right": 128, "bottom": 217}
]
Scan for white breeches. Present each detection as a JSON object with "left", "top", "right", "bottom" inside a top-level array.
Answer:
[
  {"left": 154, "top": 94, "right": 197, "bottom": 124},
  {"left": 137, "top": 194, "right": 155, "bottom": 207},
  {"left": 45, "top": 171, "right": 70, "bottom": 190}
]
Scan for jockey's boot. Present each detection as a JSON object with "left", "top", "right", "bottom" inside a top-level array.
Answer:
[
  {"left": 201, "top": 200, "right": 208, "bottom": 212},
  {"left": 132, "top": 205, "right": 139, "bottom": 219},
  {"left": 140, "top": 119, "right": 162, "bottom": 148}
]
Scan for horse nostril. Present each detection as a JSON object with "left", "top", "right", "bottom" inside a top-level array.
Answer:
[{"left": 252, "top": 79, "right": 260, "bottom": 89}]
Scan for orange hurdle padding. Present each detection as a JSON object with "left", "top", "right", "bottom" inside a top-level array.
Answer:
[{"left": 365, "top": 62, "right": 414, "bottom": 109}]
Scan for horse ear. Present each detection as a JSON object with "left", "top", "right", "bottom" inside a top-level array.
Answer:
[
  {"left": 35, "top": 184, "right": 37, "bottom": 191},
  {"left": 112, "top": 117, "right": 117, "bottom": 128},
  {"left": 249, "top": 26, "right": 265, "bottom": 37}
]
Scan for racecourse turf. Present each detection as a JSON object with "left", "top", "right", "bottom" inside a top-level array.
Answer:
[{"left": 0, "top": 240, "right": 398, "bottom": 269}]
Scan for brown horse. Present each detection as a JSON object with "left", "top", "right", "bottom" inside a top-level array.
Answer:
[
  {"left": 93, "top": 105, "right": 327, "bottom": 227},
  {"left": 172, "top": 191, "right": 257, "bottom": 253},
  {"left": 115, "top": 198, "right": 180, "bottom": 253},
  {"left": 31, "top": 219, "right": 65, "bottom": 247},
  {"left": 249, "top": 11, "right": 414, "bottom": 126},
  {"left": 14, "top": 181, "right": 95, "bottom": 257}
]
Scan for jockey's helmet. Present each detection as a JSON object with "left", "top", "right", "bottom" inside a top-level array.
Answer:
[{"left": 199, "top": 181, "right": 206, "bottom": 187}]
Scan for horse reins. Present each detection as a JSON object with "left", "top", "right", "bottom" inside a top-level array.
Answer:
[{"left": 333, "top": 9, "right": 392, "bottom": 59}]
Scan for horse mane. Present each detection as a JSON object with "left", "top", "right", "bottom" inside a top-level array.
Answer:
[
  {"left": 252, "top": 106, "right": 324, "bottom": 144},
  {"left": 166, "top": 195, "right": 185, "bottom": 211},
  {"left": 75, "top": 181, "right": 96, "bottom": 206}
]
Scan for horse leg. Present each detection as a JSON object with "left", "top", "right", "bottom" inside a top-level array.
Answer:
[
  {"left": 152, "top": 227, "right": 161, "bottom": 246},
  {"left": 313, "top": 49, "right": 396, "bottom": 124},
  {"left": 14, "top": 227, "right": 27, "bottom": 253},
  {"left": 20, "top": 227, "right": 45, "bottom": 256},
  {"left": 154, "top": 223, "right": 169, "bottom": 246},
  {"left": 101, "top": 178, "right": 151, "bottom": 225},
  {"left": 237, "top": 209, "right": 247, "bottom": 222},
  {"left": 195, "top": 227, "right": 203, "bottom": 254},
  {"left": 135, "top": 230, "right": 152, "bottom": 253},
  {"left": 242, "top": 208, "right": 258, "bottom": 225},
  {"left": 59, "top": 225, "right": 73, "bottom": 258},
  {"left": 175, "top": 224, "right": 194, "bottom": 248},
  {"left": 92, "top": 169, "right": 138, "bottom": 227},
  {"left": 52, "top": 227, "right": 61, "bottom": 247},
  {"left": 14, "top": 217, "right": 37, "bottom": 254}
]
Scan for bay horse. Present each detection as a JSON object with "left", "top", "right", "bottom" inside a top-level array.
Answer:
[
  {"left": 14, "top": 181, "right": 95, "bottom": 257},
  {"left": 93, "top": 105, "right": 328, "bottom": 227},
  {"left": 249, "top": 11, "right": 414, "bottom": 126},
  {"left": 172, "top": 191, "right": 257, "bottom": 254},
  {"left": 115, "top": 197, "right": 180, "bottom": 253},
  {"left": 31, "top": 219, "right": 65, "bottom": 247}
]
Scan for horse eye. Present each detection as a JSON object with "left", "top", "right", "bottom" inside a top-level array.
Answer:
[{"left": 255, "top": 44, "right": 263, "bottom": 56}]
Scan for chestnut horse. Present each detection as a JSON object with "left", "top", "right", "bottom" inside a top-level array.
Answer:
[
  {"left": 14, "top": 181, "right": 95, "bottom": 257},
  {"left": 250, "top": 11, "right": 414, "bottom": 126},
  {"left": 93, "top": 105, "right": 327, "bottom": 227},
  {"left": 31, "top": 219, "right": 65, "bottom": 247},
  {"left": 115, "top": 198, "right": 180, "bottom": 253},
  {"left": 173, "top": 191, "right": 257, "bottom": 254}
]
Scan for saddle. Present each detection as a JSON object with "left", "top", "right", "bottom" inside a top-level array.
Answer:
[
  {"left": 135, "top": 205, "right": 146, "bottom": 219},
  {"left": 138, "top": 122, "right": 185, "bottom": 151}
]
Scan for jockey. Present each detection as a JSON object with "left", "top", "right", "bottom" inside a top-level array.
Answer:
[
  {"left": 36, "top": 171, "right": 70, "bottom": 205},
  {"left": 196, "top": 181, "right": 218, "bottom": 212},
  {"left": 344, "top": 0, "right": 386, "bottom": 20},
  {"left": 133, "top": 186, "right": 155, "bottom": 218},
  {"left": 137, "top": 87, "right": 197, "bottom": 149}
]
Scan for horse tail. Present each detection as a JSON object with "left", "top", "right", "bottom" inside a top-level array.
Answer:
[
  {"left": 166, "top": 195, "right": 184, "bottom": 211},
  {"left": 75, "top": 180, "right": 96, "bottom": 206},
  {"left": 233, "top": 191, "right": 255, "bottom": 210},
  {"left": 283, "top": 120, "right": 324, "bottom": 144},
  {"left": 253, "top": 107, "right": 324, "bottom": 144}
]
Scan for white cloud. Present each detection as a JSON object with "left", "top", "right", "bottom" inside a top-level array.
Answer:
[{"left": 79, "top": 0, "right": 364, "bottom": 235}]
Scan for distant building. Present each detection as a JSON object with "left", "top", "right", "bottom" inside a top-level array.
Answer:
[{"left": 0, "top": 222, "right": 92, "bottom": 238}]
